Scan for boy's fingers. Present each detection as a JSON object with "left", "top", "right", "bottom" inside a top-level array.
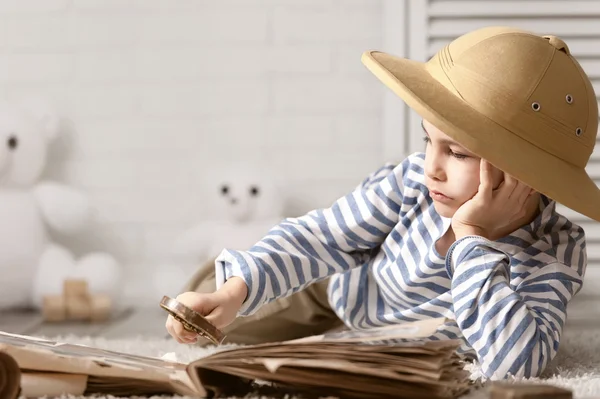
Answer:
[
  {"left": 516, "top": 185, "right": 530, "bottom": 206},
  {"left": 168, "top": 316, "right": 198, "bottom": 343},
  {"left": 479, "top": 159, "right": 493, "bottom": 199},
  {"left": 174, "top": 322, "right": 196, "bottom": 341},
  {"left": 165, "top": 316, "right": 185, "bottom": 344},
  {"left": 165, "top": 315, "right": 173, "bottom": 335},
  {"left": 502, "top": 173, "right": 519, "bottom": 198}
]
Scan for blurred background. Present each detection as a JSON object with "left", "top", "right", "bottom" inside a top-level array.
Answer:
[{"left": 0, "top": 0, "right": 598, "bottom": 320}]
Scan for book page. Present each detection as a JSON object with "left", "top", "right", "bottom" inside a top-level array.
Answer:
[
  {"left": 0, "top": 331, "right": 204, "bottom": 397},
  {"left": 21, "top": 373, "right": 87, "bottom": 397}
]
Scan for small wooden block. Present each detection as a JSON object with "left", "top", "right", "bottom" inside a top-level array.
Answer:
[
  {"left": 90, "top": 295, "right": 112, "bottom": 322},
  {"left": 41, "top": 295, "right": 66, "bottom": 322},
  {"left": 63, "top": 279, "right": 89, "bottom": 298},
  {"left": 490, "top": 382, "right": 572, "bottom": 399},
  {"left": 66, "top": 296, "right": 91, "bottom": 321}
]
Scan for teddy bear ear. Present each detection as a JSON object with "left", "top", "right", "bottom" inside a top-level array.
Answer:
[
  {"left": 38, "top": 111, "right": 61, "bottom": 141},
  {"left": 16, "top": 96, "right": 61, "bottom": 141}
]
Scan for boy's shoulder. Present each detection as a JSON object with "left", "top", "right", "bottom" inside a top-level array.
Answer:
[{"left": 358, "top": 152, "right": 426, "bottom": 190}]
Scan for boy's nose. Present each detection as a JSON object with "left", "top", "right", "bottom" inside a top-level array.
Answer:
[
  {"left": 425, "top": 162, "right": 445, "bottom": 181},
  {"left": 428, "top": 170, "right": 443, "bottom": 181},
  {"left": 230, "top": 198, "right": 238, "bottom": 205}
]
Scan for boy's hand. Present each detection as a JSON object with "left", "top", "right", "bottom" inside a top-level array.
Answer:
[
  {"left": 165, "top": 276, "right": 248, "bottom": 344},
  {"left": 452, "top": 159, "right": 533, "bottom": 240}
]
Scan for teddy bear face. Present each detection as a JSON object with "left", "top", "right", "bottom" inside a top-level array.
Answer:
[
  {"left": 214, "top": 167, "right": 284, "bottom": 223},
  {"left": 0, "top": 108, "right": 49, "bottom": 187},
  {"left": 219, "top": 181, "right": 262, "bottom": 223}
]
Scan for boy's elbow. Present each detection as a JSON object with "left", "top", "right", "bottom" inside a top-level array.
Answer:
[{"left": 480, "top": 351, "right": 551, "bottom": 381}]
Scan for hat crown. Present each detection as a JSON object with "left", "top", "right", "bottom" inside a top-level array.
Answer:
[
  {"left": 543, "top": 35, "right": 570, "bottom": 55},
  {"left": 431, "top": 27, "right": 598, "bottom": 168}
]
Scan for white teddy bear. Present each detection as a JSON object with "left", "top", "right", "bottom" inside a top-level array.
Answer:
[
  {"left": 153, "top": 164, "right": 285, "bottom": 298},
  {"left": 0, "top": 97, "right": 122, "bottom": 311}
]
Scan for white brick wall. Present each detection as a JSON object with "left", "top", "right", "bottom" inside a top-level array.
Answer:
[{"left": 0, "top": 0, "right": 386, "bottom": 304}]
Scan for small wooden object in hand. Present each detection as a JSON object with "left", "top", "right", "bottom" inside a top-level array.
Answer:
[{"left": 160, "top": 296, "right": 225, "bottom": 345}]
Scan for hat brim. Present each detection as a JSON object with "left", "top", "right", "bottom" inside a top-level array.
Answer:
[{"left": 362, "top": 50, "right": 600, "bottom": 223}]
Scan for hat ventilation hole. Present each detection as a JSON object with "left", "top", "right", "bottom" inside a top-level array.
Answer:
[
  {"left": 566, "top": 94, "right": 573, "bottom": 104},
  {"left": 576, "top": 127, "right": 583, "bottom": 136},
  {"left": 531, "top": 102, "right": 541, "bottom": 111}
]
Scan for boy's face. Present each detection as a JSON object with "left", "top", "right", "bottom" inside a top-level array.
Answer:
[{"left": 421, "top": 119, "right": 504, "bottom": 218}]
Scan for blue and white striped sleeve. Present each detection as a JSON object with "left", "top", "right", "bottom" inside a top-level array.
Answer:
[
  {"left": 214, "top": 159, "right": 408, "bottom": 316},
  {"left": 447, "top": 236, "right": 584, "bottom": 379}
]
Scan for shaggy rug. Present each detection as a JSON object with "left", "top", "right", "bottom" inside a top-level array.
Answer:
[{"left": 24, "top": 324, "right": 600, "bottom": 399}]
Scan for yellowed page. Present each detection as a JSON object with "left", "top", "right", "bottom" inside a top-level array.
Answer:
[
  {"left": 0, "top": 332, "right": 204, "bottom": 397},
  {"left": 21, "top": 372, "right": 87, "bottom": 398}
]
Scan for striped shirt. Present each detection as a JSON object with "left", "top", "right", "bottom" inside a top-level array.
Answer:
[{"left": 214, "top": 152, "right": 586, "bottom": 380}]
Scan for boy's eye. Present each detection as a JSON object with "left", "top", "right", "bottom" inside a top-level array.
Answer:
[
  {"left": 423, "top": 135, "right": 468, "bottom": 159},
  {"left": 450, "top": 151, "right": 468, "bottom": 160}
]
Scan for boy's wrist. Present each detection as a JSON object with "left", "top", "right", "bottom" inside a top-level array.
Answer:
[
  {"left": 453, "top": 225, "right": 489, "bottom": 240},
  {"left": 219, "top": 276, "right": 248, "bottom": 307}
]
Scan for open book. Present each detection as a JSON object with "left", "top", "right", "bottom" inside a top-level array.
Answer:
[{"left": 0, "top": 317, "right": 472, "bottom": 399}]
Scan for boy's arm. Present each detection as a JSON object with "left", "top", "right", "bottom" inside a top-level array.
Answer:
[
  {"left": 215, "top": 157, "right": 411, "bottom": 316},
  {"left": 447, "top": 236, "right": 584, "bottom": 379}
]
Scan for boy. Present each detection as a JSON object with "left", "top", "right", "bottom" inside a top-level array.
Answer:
[{"left": 166, "top": 27, "right": 600, "bottom": 380}]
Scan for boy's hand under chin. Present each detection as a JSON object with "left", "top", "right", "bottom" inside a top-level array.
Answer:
[{"left": 451, "top": 159, "right": 534, "bottom": 240}]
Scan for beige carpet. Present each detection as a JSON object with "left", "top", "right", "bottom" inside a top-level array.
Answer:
[{"left": 29, "top": 324, "right": 600, "bottom": 399}]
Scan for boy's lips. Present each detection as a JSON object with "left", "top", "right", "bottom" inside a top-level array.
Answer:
[
  {"left": 430, "top": 189, "right": 449, "bottom": 197},
  {"left": 429, "top": 189, "right": 453, "bottom": 202}
]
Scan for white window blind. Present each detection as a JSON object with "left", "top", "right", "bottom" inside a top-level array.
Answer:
[{"left": 383, "top": 0, "right": 600, "bottom": 297}]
